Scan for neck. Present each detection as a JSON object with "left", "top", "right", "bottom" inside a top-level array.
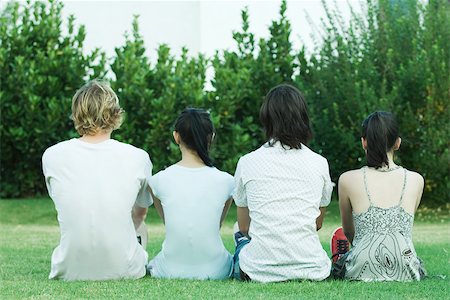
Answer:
[
  {"left": 177, "top": 146, "right": 206, "bottom": 168},
  {"left": 386, "top": 151, "right": 396, "bottom": 168},
  {"left": 79, "top": 131, "right": 112, "bottom": 144},
  {"left": 374, "top": 151, "right": 397, "bottom": 170}
]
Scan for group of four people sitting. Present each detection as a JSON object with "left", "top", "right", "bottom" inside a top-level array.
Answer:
[{"left": 42, "top": 80, "right": 425, "bottom": 282}]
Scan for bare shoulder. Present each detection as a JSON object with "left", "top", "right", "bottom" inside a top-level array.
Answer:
[
  {"left": 339, "top": 169, "right": 361, "bottom": 188},
  {"left": 406, "top": 169, "right": 424, "bottom": 188}
]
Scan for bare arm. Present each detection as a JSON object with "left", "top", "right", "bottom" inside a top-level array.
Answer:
[
  {"left": 220, "top": 198, "right": 233, "bottom": 228},
  {"left": 316, "top": 207, "right": 326, "bottom": 231},
  {"left": 237, "top": 206, "right": 251, "bottom": 237},
  {"left": 339, "top": 174, "right": 355, "bottom": 244},
  {"left": 148, "top": 186, "right": 164, "bottom": 224},
  {"left": 414, "top": 174, "right": 425, "bottom": 212},
  {"left": 132, "top": 204, "right": 148, "bottom": 230}
]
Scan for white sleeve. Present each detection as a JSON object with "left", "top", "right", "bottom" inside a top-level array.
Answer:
[
  {"left": 41, "top": 150, "right": 53, "bottom": 198},
  {"left": 232, "top": 158, "right": 248, "bottom": 207},
  {"left": 147, "top": 172, "right": 159, "bottom": 199},
  {"left": 135, "top": 154, "right": 153, "bottom": 208},
  {"left": 320, "top": 159, "right": 334, "bottom": 207},
  {"left": 227, "top": 173, "right": 235, "bottom": 199}
]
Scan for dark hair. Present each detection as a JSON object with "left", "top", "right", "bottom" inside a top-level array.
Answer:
[
  {"left": 361, "top": 111, "right": 399, "bottom": 169},
  {"left": 174, "top": 108, "right": 215, "bottom": 167},
  {"left": 260, "top": 84, "right": 313, "bottom": 149}
]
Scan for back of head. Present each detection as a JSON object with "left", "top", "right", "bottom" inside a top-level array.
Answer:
[
  {"left": 174, "top": 108, "right": 215, "bottom": 167},
  {"left": 260, "top": 84, "right": 312, "bottom": 149},
  {"left": 361, "top": 111, "right": 399, "bottom": 169},
  {"left": 71, "top": 80, "right": 124, "bottom": 136}
]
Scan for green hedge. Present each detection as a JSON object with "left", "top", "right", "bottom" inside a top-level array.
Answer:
[
  {"left": 1, "top": 0, "right": 448, "bottom": 206},
  {"left": 0, "top": 1, "right": 106, "bottom": 197},
  {"left": 296, "top": 0, "right": 449, "bottom": 205}
]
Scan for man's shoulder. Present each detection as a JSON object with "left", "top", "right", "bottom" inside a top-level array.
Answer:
[
  {"left": 301, "top": 145, "right": 328, "bottom": 165},
  {"left": 42, "top": 139, "right": 75, "bottom": 159},
  {"left": 235, "top": 144, "right": 279, "bottom": 172},
  {"left": 111, "top": 140, "right": 150, "bottom": 161},
  {"left": 239, "top": 145, "right": 266, "bottom": 162}
]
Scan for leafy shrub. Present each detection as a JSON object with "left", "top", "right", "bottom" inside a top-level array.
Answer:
[
  {"left": 0, "top": 0, "right": 105, "bottom": 197},
  {"left": 111, "top": 17, "right": 208, "bottom": 172},
  {"left": 296, "top": 0, "right": 449, "bottom": 206},
  {"left": 209, "top": 3, "right": 297, "bottom": 173},
  {"left": 1, "top": 0, "right": 448, "bottom": 206}
]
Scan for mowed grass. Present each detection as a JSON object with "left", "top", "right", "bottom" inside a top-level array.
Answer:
[{"left": 0, "top": 199, "right": 449, "bottom": 299}]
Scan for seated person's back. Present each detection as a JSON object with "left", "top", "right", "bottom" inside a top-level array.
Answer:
[
  {"left": 232, "top": 84, "right": 333, "bottom": 283},
  {"left": 148, "top": 108, "right": 234, "bottom": 280},
  {"left": 336, "top": 111, "right": 425, "bottom": 281},
  {"left": 42, "top": 80, "right": 152, "bottom": 281},
  {"left": 149, "top": 164, "right": 233, "bottom": 279}
]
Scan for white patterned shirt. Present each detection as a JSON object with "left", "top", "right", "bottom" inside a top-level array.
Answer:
[{"left": 233, "top": 141, "right": 333, "bottom": 282}]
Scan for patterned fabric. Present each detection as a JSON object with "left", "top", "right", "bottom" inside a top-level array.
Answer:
[
  {"left": 341, "top": 167, "right": 426, "bottom": 281},
  {"left": 233, "top": 141, "right": 333, "bottom": 283}
]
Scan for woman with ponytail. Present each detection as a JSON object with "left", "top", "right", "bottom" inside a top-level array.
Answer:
[
  {"left": 331, "top": 111, "right": 426, "bottom": 281},
  {"left": 146, "top": 108, "right": 234, "bottom": 280}
]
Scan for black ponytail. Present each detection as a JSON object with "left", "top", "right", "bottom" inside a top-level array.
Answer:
[
  {"left": 361, "top": 111, "right": 399, "bottom": 169},
  {"left": 174, "top": 108, "right": 215, "bottom": 167}
]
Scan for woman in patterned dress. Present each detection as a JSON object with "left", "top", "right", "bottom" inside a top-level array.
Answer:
[{"left": 333, "top": 111, "right": 426, "bottom": 281}]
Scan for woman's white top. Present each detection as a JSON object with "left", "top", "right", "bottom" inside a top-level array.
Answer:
[
  {"left": 233, "top": 142, "right": 333, "bottom": 282},
  {"left": 148, "top": 164, "right": 234, "bottom": 279},
  {"left": 42, "top": 139, "right": 152, "bottom": 281}
]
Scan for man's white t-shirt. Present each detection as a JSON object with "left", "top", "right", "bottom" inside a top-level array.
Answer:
[
  {"left": 148, "top": 165, "right": 234, "bottom": 280},
  {"left": 42, "top": 138, "right": 153, "bottom": 281},
  {"left": 233, "top": 142, "right": 333, "bottom": 283}
]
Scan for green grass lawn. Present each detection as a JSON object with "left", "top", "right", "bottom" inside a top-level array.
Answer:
[{"left": 0, "top": 199, "right": 449, "bottom": 299}]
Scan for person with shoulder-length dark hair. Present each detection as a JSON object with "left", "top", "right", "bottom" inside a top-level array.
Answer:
[
  {"left": 231, "top": 84, "right": 334, "bottom": 282},
  {"left": 331, "top": 111, "right": 426, "bottom": 281},
  {"left": 147, "top": 108, "right": 234, "bottom": 280}
]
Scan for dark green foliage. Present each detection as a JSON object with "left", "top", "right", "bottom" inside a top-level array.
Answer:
[
  {"left": 111, "top": 17, "right": 208, "bottom": 171},
  {"left": 1, "top": 0, "right": 448, "bottom": 206},
  {"left": 208, "top": 7, "right": 263, "bottom": 172},
  {"left": 296, "top": 0, "right": 449, "bottom": 205},
  {"left": 0, "top": 0, "right": 106, "bottom": 197},
  {"left": 147, "top": 47, "right": 207, "bottom": 171},
  {"left": 209, "top": 4, "right": 296, "bottom": 172},
  {"left": 110, "top": 17, "right": 153, "bottom": 149}
]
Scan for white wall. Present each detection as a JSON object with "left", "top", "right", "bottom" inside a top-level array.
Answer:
[
  {"left": 1, "top": 0, "right": 362, "bottom": 86},
  {"left": 59, "top": 0, "right": 362, "bottom": 60}
]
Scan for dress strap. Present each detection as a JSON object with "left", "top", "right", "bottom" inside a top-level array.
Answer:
[
  {"left": 398, "top": 168, "right": 408, "bottom": 205},
  {"left": 362, "top": 167, "right": 374, "bottom": 206}
]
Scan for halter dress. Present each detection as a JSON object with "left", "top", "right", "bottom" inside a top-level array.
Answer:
[{"left": 336, "top": 167, "right": 426, "bottom": 281}]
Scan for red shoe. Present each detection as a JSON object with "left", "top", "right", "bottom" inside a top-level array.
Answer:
[{"left": 331, "top": 227, "right": 349, "bottom": 263}]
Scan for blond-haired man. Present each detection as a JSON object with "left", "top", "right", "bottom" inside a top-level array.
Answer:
[{"left": 42, "top": 80, "right": 152, "bottom": 281}]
